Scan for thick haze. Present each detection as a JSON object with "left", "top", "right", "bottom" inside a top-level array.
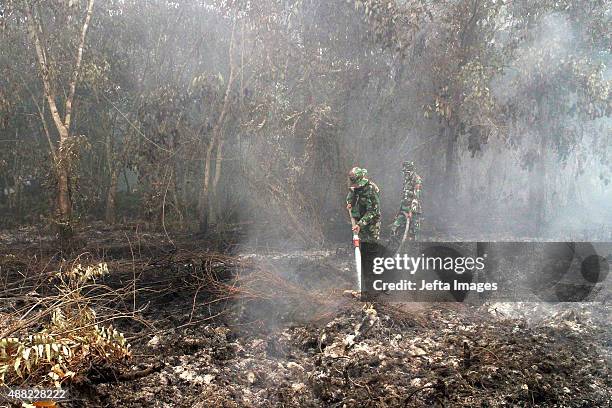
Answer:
[{"left": 0, "top": 0, "right": 609, "bottom": 244}]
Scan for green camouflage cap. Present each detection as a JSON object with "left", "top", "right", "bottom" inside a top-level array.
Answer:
[
  {"left": 402, "top": 161, "right": 415, "bottom": 173},
  {"left": 349, "top": 166, "right": 369, "bottom": 187}
]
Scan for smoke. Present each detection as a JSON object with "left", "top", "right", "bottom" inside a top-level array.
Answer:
[
  {"left": 431, "top": 11, "right": 612, "bottom": 240},
  {"left": 319, "top": 8, "right": 611, "bottom": 243},
  {"left": 492, "top": 13, "right": 576, "bottom": 105}
]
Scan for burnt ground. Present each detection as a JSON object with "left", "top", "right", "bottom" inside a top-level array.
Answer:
[{"left": 0, "top": 224, "right": 610, "bottom": 407}]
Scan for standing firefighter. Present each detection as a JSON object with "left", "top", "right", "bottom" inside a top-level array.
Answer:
[
  {"left": 391, "top": 161, "right": 422, "bottom": 244},
  {"left": 346, "top": 167, "right": 381, "bottom": 243}
]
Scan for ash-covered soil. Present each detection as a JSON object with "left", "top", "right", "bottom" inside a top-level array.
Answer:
[
  {"left": 89, "top": 301, "right": 611, "bottom": 408},
  {"left": 0, "top": 225, "right": 610, "bottom": 407}
]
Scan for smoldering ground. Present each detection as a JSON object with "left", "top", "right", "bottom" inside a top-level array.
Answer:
[{"left": 0, "top": 1, "right": 610, "bottom": 407}]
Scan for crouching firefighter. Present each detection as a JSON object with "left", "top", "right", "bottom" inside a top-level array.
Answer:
[
  {"left": 346, "top": 167, "right": 381, "bottom": 243},
  {"left": 390, "top": 161, "right": 422, "bottom": 250}
]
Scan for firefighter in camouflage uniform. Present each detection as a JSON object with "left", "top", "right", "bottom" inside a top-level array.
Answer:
[
  {"left": 391, "top": 161, "right": 422, "bottom": 243},
  {"left": 346, "top": 167, "right": 381, "bottom": 243}
]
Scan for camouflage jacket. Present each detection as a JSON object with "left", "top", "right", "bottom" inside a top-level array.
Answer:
[
  {"left": 346, "top": 180, "right": 381, "bottom": 228},
  {"left": 398, "top": 172, "right": 422, "bottom": 214}
]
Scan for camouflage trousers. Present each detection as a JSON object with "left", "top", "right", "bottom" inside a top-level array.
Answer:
[
  {"left": 359, "top": 218, "right": 381, "bottom": 243},
  {"left": 391, "top": 212, "right": 421, "bottom": 242}
]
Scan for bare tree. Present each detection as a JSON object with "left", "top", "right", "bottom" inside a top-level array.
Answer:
[
  {"left": 23, "top": 0, "right": 95, "bottom": 236},
  {"left": 198, "top": 20, "right": 237, "bottom": 233}
]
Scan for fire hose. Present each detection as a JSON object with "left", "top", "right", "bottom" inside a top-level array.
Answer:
[
  {"left": 347, "top": 206, "right": 362, "bottom": 292},
  {"left": 396, "top": 199, "right": 418, "bottom": 254}
]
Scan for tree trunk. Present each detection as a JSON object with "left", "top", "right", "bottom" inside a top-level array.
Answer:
[
  {"left": 171, "top": 165, "right": 184, "bottom": 229},
  {"left": 198, "top": 22, "right": 236, "bottom": 233},
  {"left": 104, "top": 113, "right": 118, "bottom": 224},
  {"left": 105, "top": 169, "right": 118, "bottom": 224},
  {"left": 208, "top": 138, "right": 224, "bottom": 227},
  {"left": 198, "top": 141, "right": 215, "bottom": 232},
  {"left": 530, "top": 89, "right": 549, "bottom": 237},
  {"left": 444, "top": 120, "right": 459, "bottom": 196},
  {"left": 57, "top": 133, "right": 72, "bottom": 235},
  {"left": 24, "top": 0, "right": 95, "bottom": 240},
  {"left": 530, "top": 136, "right": 547, "bottom": 236}
]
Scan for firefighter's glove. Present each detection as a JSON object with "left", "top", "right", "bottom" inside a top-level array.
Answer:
[{"left": 389, "top": 223, "right": 399, "bottom": 236}]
